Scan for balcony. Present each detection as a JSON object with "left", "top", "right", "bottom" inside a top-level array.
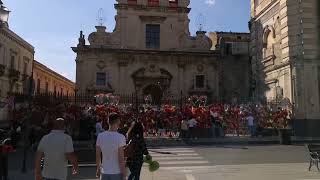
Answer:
[
  {"left": 0, "top": 64, "right": 5, "bottom": 76},
  {"left": 8, "top": 69, "right": 20, "bottom": 81}
]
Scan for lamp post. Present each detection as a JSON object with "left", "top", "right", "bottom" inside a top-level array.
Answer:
[{"left": 0, "top": 0, "right": 10, "bottom": 28}]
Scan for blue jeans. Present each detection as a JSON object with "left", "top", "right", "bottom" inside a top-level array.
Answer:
[
  {"left": 100, "top": 174, "right": 123, "bottom": 180},
  {"left": 248, "top": 126, "right": 256, "bottom": 136}
]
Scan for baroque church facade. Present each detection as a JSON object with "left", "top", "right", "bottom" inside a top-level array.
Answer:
[
  {"left": 73, "top": 0, "right": 250, "bottom": 103},
  {"left": 250, "top": 0, "right": 320, "bottom": 136}
]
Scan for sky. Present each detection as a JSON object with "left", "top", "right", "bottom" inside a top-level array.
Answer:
[{"left": 3, "top": 0, "right": 250, "bottom": 82}]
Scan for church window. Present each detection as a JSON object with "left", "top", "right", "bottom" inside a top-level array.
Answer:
[
  {"left": 23, "top": 62, "right": 28, "bottom": 75},
  {"left": 195, "top": 75, "right": 205, "bottom": 89},
  {"left": 169, "top": 0, "right": 178, "bottom": 8},
  {"left": 96, "top": 72, "right": 106, "bottom": 86},
  {"left": 146, "top": 24, "right": 160, "bottom": 49},
  {"left": 148, "top": 0, "right": 159, "bottom": 7},
  {"left": 128, "top": 0, "right": 137, "bottom": 5}
]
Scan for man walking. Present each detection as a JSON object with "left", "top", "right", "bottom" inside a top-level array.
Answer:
[
  {"left": 246, "top": 113, "right": 255, "bottom": 137},
  {"left": 187, "top": 117, "right": 198, "bottom": 139},
  {"left": 96, "top": 113, "right": 126, "bottom": 180},
  {"left": 35, "top": 118, "right": 78, "bottom": 180},
  {"left": 94, "top": 118, "right": 105, "bottom": 147}
]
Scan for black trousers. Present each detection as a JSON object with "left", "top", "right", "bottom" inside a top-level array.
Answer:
[
  {"left": 0, "top": 154, "right": 8, "bottom": 180},
  {"left": 128, "top": 161, "right": 143, "bottom": 180}
]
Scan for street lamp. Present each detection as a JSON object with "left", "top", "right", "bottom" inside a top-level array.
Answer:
[{"left": 0, "top": 1, "right": 10, "bottom": 27}]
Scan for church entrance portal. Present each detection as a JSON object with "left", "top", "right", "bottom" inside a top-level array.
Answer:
[{"left": 143, "top": 84, "right": 163, "bottom": 105}]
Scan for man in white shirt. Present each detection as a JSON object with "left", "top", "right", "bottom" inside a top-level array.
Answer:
[
  {"left": 246, "top": 114, "right": 255, "bottom": 137},
  {"left": 35, "top": 118, "right": 78, "bottom": 180},
  {"left": 187, "top": 117, "right": 198, "bottom": 139},
  {"left": 96, "top": 113, "right": 126, "bottom": 180},
  {"left": 180, "top": 119, "right": 189, "bottom": 138}
]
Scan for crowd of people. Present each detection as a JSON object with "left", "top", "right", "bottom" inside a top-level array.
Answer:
[
  {"left": 1, "top": 94, "right": 293, "bottom": 180},
  {"left": 7, "top": 94, "right": 292, "bottom": 145}
]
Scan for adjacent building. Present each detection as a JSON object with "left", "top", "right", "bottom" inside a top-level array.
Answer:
[
  {"left": 250, "top": 0, "right": 320, "bottom": 136},
  {"left": 0, "top": 1, "right": 34, "bottom": 122},
  {"left": 209, "top": 32, "right": 251, "bottom": 102},
  {"left": 33, "top": 60, "right": 75, "bottom": 96},
  {"left": 73, "top": 0, "right": 251, "bottom": 104}
]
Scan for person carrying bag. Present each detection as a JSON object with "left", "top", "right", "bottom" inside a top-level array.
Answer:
[{"left": 125, "top": 121, "right": 149, "bottom": 180}]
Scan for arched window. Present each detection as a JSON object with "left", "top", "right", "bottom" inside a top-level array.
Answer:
[
  {"left": 262, "top": 25, "right": 275, "bottom": 48},
  {"left": 148, "top": 0, "right": 159, "bottom": 7}
]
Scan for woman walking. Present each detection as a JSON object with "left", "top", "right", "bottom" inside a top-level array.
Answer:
[{"left": 126, "top": 121, "right": 149, "bottom": 180}]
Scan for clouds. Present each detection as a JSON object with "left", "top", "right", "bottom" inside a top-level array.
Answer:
[{"left": 205, "top": 0, "right": 216, "bottom": 7}]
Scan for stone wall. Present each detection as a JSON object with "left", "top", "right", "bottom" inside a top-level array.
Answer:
[
  {"left": 251, "top": 0, "right": 320, "bottom": 136},
  {"left": 220, "top": 55, "right": 251, "bottom": 103},
  {"left": 75, "top": 48, "right": 220, "bottom": 101}
]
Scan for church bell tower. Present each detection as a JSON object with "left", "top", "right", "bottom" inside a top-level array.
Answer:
[{"left": 114, "top": 0, "right": 192, "bottom": 50}]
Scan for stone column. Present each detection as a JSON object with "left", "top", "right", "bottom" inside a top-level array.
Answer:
[
  {"left": 177, "top": 60, "right": 186, "bottom": 95},
  {"left": 210, "top": 60, "right": 219, "bottom": 100},
  {"left": 118, "top": 60, "right": 129, "bottom": 94},
  {"left": 119, "top": 14, "right": 127, "bottom": 48}
]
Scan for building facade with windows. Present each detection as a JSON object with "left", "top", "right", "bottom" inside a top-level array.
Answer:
[
  {"left": 0, "top": 1, "right": 34, "bottom": 122},
  {"left": 33, "top": 60, "right": 75, "bottom": 96},
  {"left": 209, "top": 32, "right": 251, "bottom": 102},
  {"left": 250, "top": 0, "right": 320, "bottom": 136},
  {"left": 73, "top": 0, "right": 250, "bottom": 104}
]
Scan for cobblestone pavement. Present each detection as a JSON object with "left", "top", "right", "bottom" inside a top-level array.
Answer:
[{"left": 7, "top": 145, "right": 320, "bottom": 180}]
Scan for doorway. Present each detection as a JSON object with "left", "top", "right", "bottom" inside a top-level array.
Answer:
[{"left": 143, "top": 84, "right": 163, "bottom": 105}]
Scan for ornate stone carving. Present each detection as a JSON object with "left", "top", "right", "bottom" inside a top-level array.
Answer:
[
  {"left": 96, "top": 60, "right": 106, "bottom": 69},
  {"left": 139, "top": 16, "right": 166, "bottom": 23},
  {"left": 177, "top": 60, "right": 186, "bottom": 68},
  {"left": 118, "top": 60, "right": 129, "bottom": 67},
  {"left": 113, "top": 53, "right": 133, "bottom": 61},
  {"left": 197, "top": 64, "right": 204, "bottom": 72}
]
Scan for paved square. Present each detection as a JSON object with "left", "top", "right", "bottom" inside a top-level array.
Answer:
[{"left": 8, "top": 145, "right": 320, "bottom": 180}]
